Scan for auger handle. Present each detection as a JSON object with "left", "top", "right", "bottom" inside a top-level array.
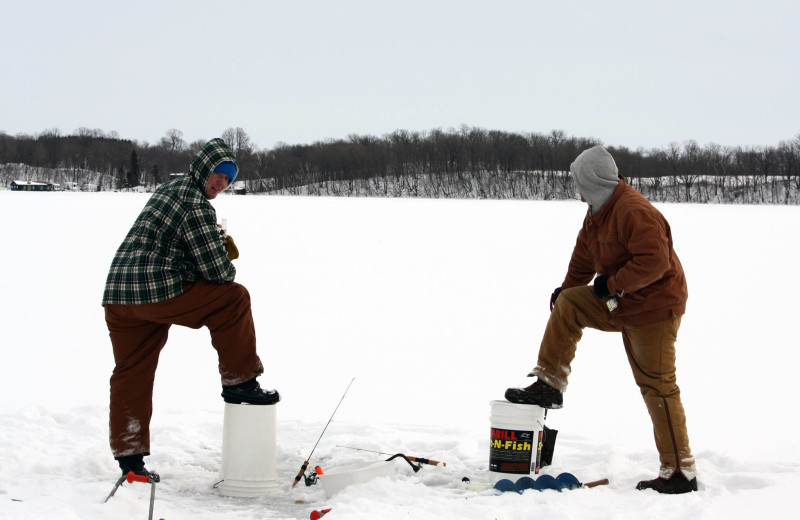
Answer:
[
  {"left": 408, "top": 456, "right": 446, "bottom": 467},
  {"left": 124, "top": 471, "right": 157, "bottom": 520},
  {"left": 126, "top": 471, "right": 152, "bottom": 484},
  {"left": 103, "top": 475, "right": 127, "bottom": 503},
  {"left": 583, "top": 478, "right": 610, "bottom": 488}
]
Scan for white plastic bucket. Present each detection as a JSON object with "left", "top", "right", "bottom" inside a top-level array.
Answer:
[
  {"left": 489, "top": 400, "right": 546, "bottom": 479},
  {"left": 217, "top": 402, "right": 278, "bottom": 497},
  {"left": 318, "top": 460, "right": 396, "bottom": 498}
]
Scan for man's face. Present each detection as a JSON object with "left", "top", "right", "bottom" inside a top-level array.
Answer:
[{"left": 205, "top": 172, "right": 230, "bottom": 199}]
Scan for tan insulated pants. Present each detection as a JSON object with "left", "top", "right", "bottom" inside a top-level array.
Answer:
[
  {"left": 104, "top": 280, "right": 264, "bottom": 457},
  {"left": 532, "top": 286, "right": 696, "bottom": 480}
]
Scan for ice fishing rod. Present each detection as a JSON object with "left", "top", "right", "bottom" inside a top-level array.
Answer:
[
  {"left": 336, "top": 445, "right": 447, "bottom": 467},
  {"left": 292, "top": 377, "right": 355, "bottom": 488}
]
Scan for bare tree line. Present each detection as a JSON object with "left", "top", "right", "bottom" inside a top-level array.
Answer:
[{"left": 2, "top": 126, "right": 799, "bottom": 204}]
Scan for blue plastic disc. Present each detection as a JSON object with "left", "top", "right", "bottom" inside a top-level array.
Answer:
[
  {"left": 515, "top": 476, "right": 536, "bottom": 490},
  {"left": 556, "top": 472, "right": 581, "bottom": 490},
  {"left": 493, "top": 479, "right": 521, "bottom": 494},
  {"left": 533, "top": 474, "right": 565, "bottom": 491}
]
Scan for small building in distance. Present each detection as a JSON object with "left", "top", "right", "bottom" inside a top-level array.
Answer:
[
  {"left": 232, "top": 181, "right": 247, "bottom": 195},
  {"left": 10, "top": 180, "right": 55, "bottom": 192}
]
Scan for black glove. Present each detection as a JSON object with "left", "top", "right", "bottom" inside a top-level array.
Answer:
[
  {"left": 593, "top": 275, "right": 611, "bottom": 299},
  {"left": 549, "top": 287, "right": 562, "bottom": 311}
]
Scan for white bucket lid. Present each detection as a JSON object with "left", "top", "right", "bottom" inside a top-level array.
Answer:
[{"left": 490, "top": 400, "right": 547, "bottom": 421}]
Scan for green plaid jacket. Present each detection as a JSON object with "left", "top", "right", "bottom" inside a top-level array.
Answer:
[{"left": 102, "top": 138, "right": 238, "bottom": 305}]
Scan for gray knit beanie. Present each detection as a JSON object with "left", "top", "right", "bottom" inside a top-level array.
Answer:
[{"left": 570, "top": 145, "right": 620, "bottom": 214}]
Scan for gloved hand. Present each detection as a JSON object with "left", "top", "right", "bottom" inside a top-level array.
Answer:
[
  {"left": 549, "top": 287, "right": 562, "bottom": 311},
  {"left": 593, "top": 275, "right": 610, "bottom": 299},
  {"left": 225, "top": 235, "right": 239, "bottom": 260}
]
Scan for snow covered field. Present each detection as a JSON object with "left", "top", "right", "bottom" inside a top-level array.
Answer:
[{"left": 1, "top": 190, "right": 799, "bottom": 519}]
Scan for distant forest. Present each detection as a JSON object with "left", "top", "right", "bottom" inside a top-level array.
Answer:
[{"left": 2, "top": 126, "right": 799, "bottom": 204}]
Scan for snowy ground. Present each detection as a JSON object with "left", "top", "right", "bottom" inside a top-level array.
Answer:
[{"left": 1, "top": 190, "right": 799, "bottom": 519}]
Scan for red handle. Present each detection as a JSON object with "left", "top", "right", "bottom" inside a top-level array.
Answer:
[
  {"left": 310, "top": 508, "right": 332, "bottom": 520},
  {"left": 126, "top": 471, "right": 151, "bottom": 484}
]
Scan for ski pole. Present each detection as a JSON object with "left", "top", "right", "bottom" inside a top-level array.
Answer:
[
  {"left": 104, "top": 474, "right": 127, "bottom": 503},
  {"left": 105, "top": 471, "right": 158, "bottom": 520},
  {"left": 125, "top": 472, "right": 157, "bottom": 520},
  {"left": 292, "top": 377, "right": 355, "bottom": 488},
  {"left": 335, "top": 445, "right": 447, "bottom": 467}
]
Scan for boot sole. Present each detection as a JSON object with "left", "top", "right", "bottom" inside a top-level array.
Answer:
[
  {"left": 636, "top": 481, "right": 698, "bottom": 494},
  {"left": 221, "top": 392, "right": 281, "bottom": 405},
  {"left": 636, "top": 474, "right": 698, "bottom": 494},
  {"left": 504, "top": 389, "right": 563, "bottom": 409}
]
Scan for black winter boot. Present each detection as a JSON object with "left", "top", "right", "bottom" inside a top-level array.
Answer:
[
  {"left": 636, "top": 472, "right": 697, "bottom": 494},
  {"left": 504, "top": 379, "right": 563, "bottom": 409},
  {"left": 116, "top": 454, "right": 160, "bottom": 482},
  {"left": 221, "top": 377, "right": 280, "bottom": 405}
]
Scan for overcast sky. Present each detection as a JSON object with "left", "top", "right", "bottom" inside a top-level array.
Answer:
[{"left": 3, "top": 0, "right": 798, "bottom": 151}]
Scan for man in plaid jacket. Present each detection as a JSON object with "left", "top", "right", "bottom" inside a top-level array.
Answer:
[{"left": 102, "top": 138, "right": 279, "bottom": 481}]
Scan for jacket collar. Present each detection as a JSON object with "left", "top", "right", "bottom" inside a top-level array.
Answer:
[{"left": 587, "top": 177, "right": 627, "bottom": 223}]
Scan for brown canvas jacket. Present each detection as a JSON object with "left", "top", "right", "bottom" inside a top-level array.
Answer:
[{"left": 562, "top": 179, "right": 687, "bottom": 325}]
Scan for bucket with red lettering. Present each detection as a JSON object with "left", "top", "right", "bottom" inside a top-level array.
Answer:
[{"left": 489, "top": 400, "right": 547, "bottom": 479}]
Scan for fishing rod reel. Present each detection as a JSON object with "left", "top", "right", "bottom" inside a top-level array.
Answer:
[
  {"left": 302, "top": 465, "right": 324, "bottom": 487},
  {"left": 385, "top": 453, "right": 422, "bottom": 473},
  {"left": 292, "top": 378, "right": 356, "bottom": 489},
  {"left": 300, "top": 454, "right": 421, "bottom": 489}
]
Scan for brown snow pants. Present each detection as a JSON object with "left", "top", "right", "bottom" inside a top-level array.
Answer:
[
  {"left": 531, "top": 286, "right": 696, "bottom": 480},
  {"left": 104, "top": 280, "right": 264, "bottom": 457}
]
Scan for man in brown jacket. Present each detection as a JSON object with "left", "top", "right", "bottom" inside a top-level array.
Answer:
[{"left": 505, "top": 145, "right": 697, "bottom": 494}]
